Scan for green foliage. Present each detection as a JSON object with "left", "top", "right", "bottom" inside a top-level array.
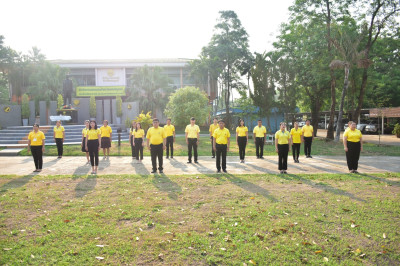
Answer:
[
  {"left": 393, "top": 123, "right": 400, "bottom": 137},
  {"left": 89, "top": 96, "right": 96, "bottom": 118},
  {"left": 116, "top": 96, "right": 122, "bottom": 117},
  {"left": 125, "top": 117, "right": 132, "bottom": 129},
  {"left": 164, "top": 86, "right": 210, "bottom": 128},
  {"left": 0, "top": 73, "right": 9, "bottom": 104},
  {"left": 134, "top": 111, "right": 153, "bottom": 131},
  {"left": 21, "top": 94, "right": 30, "bottom": 119},
  {"left": 128, "top": 65, "right": 172, "bottom": 116},
  {"left": 57, "top": 94, "right": 63, "bottom": 109}
]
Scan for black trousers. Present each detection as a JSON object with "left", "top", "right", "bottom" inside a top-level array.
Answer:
[
  {"left": 130, "top": 136, "right": 136, "bottom": 158},
  {"left": 292, "top": 143, "right": 301, "bottom": 160},
  {"left": 304, "top": 137, "right": 312, "bottom": 156},
  {"left": 255, "top": 137, "right": 264, "bottom": 157},
  {"left": 216, "top": 144, "right": 227, "bottom": 171},
  {"left": 63, "top": 90, "right": 72, "bottom": 105},
  {"left": 150, "top": 144, "right": 163, "bottom": 171},
  {"left": 87, "top": 140, "right": 99, "bottom": 166},
  {"left": 278, "top": 144, "right": 289, "bottom": 170},
  {"left": 55, "top": 138, "right": 63, "bottom": 156},
  {"left": 31, "top": 145, "right": 43, "bottom": 169},
  {"left": 211, "top": 137, "right": 215, "bottom": 157},
  {"left": 187, "top": 138, "right": 198, "bottom": 162},
  {"left": 238, "top": 136, "right": 247, "bottom": 160},
  {"left": 135, "top": 138, "right": 143, "bottom": 160},
  {"left": 166, "top": 136, "right": 174, "bottom": 157},
  {"left": 346, "top": 141, "right": 361, "bottom": 170}
]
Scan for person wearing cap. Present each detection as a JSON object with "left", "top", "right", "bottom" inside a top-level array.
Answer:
[
  {"left": 275, "top": 122, "right": 291, "bottom": 174},
  {"left": 185, "top": 117, "right": 200, "bottom": 163},
  {"left": 213, "top": 120, "right": 230, "bottom": 173},
  {"left": 253, "top": 119, "right": 267, "bottom": 159},
  {"left": 146, "top": 118, "right": 166, "bottom": 173}
]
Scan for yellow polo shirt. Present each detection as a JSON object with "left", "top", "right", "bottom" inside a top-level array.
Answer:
[
  {"left": 100, "top": 125, "right": 112, "bottom": 138},
  {"left": 87, "top": 129, "right": 101, "bottom": 140},
  {"left": 82, "top": 128, "right": 89, "bottom": 137},
  {"left": 133, "top": 129, "right": 145, "bottom": 138},
  {"left": 213, "top": 128, "right": 230, "bottom": 145},
  {"left": 253, "top": 126, "right": 267, "bottom": 137},
  {"left": 28, "top": 131, "right": 46, "bottom": 146},
  {"left": 53, "top": 126, "right": 65, "bottom": 139},
  {"left": 164, "top": 125, "right": 175, "bottom": 137},
  {"left": 209, "top": 124, "right": 218, "bottom": 135},
  {"left": 236, "top": 126, "right": 248, "bottom": 137},
  {"left": 185, "top": 124, "right": 200, "bottom": 138},
  {"left": 290, "top": 128, "right": 302, "bottom": 144},
  {"left": 344, "top": 129, "right": 362, "bottom": 142},
  {"left": 302, "top": 125, "right": 313, "bottom": 137},
  {"left": 275, "top": 130, "right": 291, "bottom": 145},
  {"left": 146, "top": 127, "right": 166, "bottom": 145}
]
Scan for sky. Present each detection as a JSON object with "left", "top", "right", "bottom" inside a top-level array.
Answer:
[{"left": 1, "top": 0, "right": 293, "bottom": 60}]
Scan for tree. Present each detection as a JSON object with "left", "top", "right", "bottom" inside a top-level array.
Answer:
[
  {"left": 89, "top": 96, "right": 96, "bottom": 118},
  {"left": 128, "top": 65, "right": 172, "bottom": 116},
  {"left": 201, "top": 10, "right": 251, "bottom": 129},
  {"left": 164, "top": 86, "right": 210, "bottom": 128},
  {"left": 21, "top": 93, "right": 30, "bottom": 119}
]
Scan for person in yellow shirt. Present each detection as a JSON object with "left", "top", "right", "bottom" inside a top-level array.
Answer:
[
  {"left": 53, "top": 120, "right": 65, "bottom": 159},
  {"left": 100, "top": 120, "right": 112, "bottom": 159},
  {"left": 129, "top": 120, "right": 136, "bottom": 159},
  {"left": 164, "top": 118, "right": 175, "bottom": 159},
  {"left": 344, "top": 121, "right": 353, "bottom": 133},
  {"left": 209, "top": 118, "right": 219, "bottom": 158},
  {"left": 85, "top": 120, "right": 101, "bottom": 174},
  {"left": 146, "top": 118, "right": 166, "bottom": 173},
  {"left": 81, "top": 120, "right": 90, "bottom": 164},
  {"left": 185, "top": 117, "right": 200, "bottom": 163},
  {"left": 133, "top": 122, "right": 145, "bottom": 161},
  {"left": 253, "top": 120, "right": 267, "bottom": 159},
  {"left": 27, "top": 124, "right": 46, "bottom": 172},
  {"left": 290, "top": 122, "right": 302, "bottom": 163},
  {"left": 301, "top": 119, "right": 314, "bottom": 158},
  {"left": 275, "top": 122, "right": 291, "bottom": 174},
  {"left": 343, "top": 121, "right": 363, "bottom": 173},
  {"left": 236, "top": 119, "right": 248, "bottom": 163},
  {"left": 213, "top": 120, "right": 230, "bottom": 173}
]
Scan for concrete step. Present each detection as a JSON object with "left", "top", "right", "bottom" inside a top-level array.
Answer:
[{"left": 0, "top": 148, "right": 24, "bottom": 156}]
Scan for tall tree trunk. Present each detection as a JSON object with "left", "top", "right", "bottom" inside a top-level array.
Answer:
[
  {"left": 225, "top": 63, "right": 231, "bottom": 130},
  {"left": 335, "top": 65, "right": 350, "bottom": 142},
  {"left": 352, "top": 68, "right": 368, "bottom": 121},
  {"left": 326, "top": 0, "right": 336, "bottom": 140}
]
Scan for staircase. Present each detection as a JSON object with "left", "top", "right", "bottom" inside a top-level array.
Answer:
[{"left": 0, "top": 125, "right": 130, "bottom": 148}]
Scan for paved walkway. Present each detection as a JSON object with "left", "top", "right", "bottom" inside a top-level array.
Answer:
[{"left": 0, "top": 155, "right": 399, "bottom": 175}]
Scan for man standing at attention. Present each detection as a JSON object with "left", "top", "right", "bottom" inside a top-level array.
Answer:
[
  {"left": 147, "top": 118, "right": 166, "bottom": 173},
  {"left": 213, "top": 120, "right": 230, "bottom": 173},
  {"left": 185, "top": 117, "right": 200, "bottom": 163},
  {"left": 253, "top": 119, "right": 267, "bottom": 159},
  {"left": 164, "top": 118, "right": 175, "bottom": 159},
  {"left": 302, "top": 119, "right": 314, "bottom": 158},
  {"left": 209, "top": 118, "right": 219, "bottom": 158}
]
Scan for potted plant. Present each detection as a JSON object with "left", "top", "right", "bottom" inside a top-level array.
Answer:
[
  {"left": 57, "top": 94, "right": 64, "bottom": 110},
  {"left": 125, "top": 117, "right": 131, "bottom": 133},
  {"left": 116, "top": 96, "right": 122, "bottom": 124},
  {"left": 89, "top": 96, "right": 96, "bottom": 120},
  {"left": 21, "top": 94, "right": 30, "bottom": 126},
  {"left": 392, "top": 123, "right": 400, "bottom": 138}
]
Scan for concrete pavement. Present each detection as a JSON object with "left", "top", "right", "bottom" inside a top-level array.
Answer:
[{"left": 0, "top": 155, "right": 399, "bottom": 176}]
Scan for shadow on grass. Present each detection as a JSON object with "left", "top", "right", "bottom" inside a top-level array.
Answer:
[
  {"left": 75, "top": 175, "right": 97, "bottom": 198},
  {"left": 223, "top": 173, "right": 278, "bottom": 202},
  {"left": 0, "top": 173, "right": 38, "bottom": 195},
  {"left": 153, "top": 173, "right": 182, "bottom": 200},
  {"left": 71, "top": 162, "right": 91, "bottom": 178},
  {"left": 357, "top": 173, "right": 400, "bottom": 187},
  {"left": 192, "top": 161, "right": 215, "bottom": 174},
  {"left": 284, "top": 173, "right": 365, "bottom": 202}
]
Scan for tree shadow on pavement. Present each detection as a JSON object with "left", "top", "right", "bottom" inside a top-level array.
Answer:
[{"left": 152, "top": 173, "right": 182, "bottom": 200}]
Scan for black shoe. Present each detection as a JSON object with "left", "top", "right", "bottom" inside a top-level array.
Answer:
[
  {"left": 297, "top": 160, "right": 300, "bottom": 163},
  {"left": 159, "top": 170, "right": 163, "bottom": 174},
  {"left": 166, "top": 156, "right": 169, "bottom": 159},
  {"left": 151, "top": 170, "right": 157, "bottom": 173},
  {"left": 256, "top": 157, "right": 260, "bottom": 159},
  {"left": 260, "top": 156, "right": 264, "bottom": 159},
  {"left": 187, "top": 161, "right": 192, "bottom": 163},
  {"left": 217, "top": 169, "right": 221, "bottom": 173},
  {"left": 194, "top": 160, "right": 198, "bottom": 164},
  {"left": 171, "top": 156, "right": 173, "bottom": 159},
  {"left": 222, "top": 169, "right": 227, "bottom": 173},
  {"left": 309, "top": 155, "right": 312, "bottom": 158},
  {"left": 212, "top": 156, "right": 215, "bottom": 158}
]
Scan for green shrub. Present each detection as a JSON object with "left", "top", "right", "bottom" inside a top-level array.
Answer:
[
  {"left": 21, "top": 94, "right": 30, "bottom": 119},
  {"left": 89, "top": 96, "right": 96, "bottom": 118},
  {"left": 116, "top": 96, "right": 122, "bottom": 117},
  {"left": 57, "top": 94, "right": 64, "bottom": 109}
]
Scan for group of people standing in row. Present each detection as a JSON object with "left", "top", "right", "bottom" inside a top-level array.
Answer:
[{"left": 27, "top": 117, "right": 363, "bottom": 174}]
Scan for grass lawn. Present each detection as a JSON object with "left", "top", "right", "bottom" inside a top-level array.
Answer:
[
  {"left": 0, "top": 173, "right": 399, "bottom": 264},
  {"left": 18, "top": 136, "right": 400, "bottom": 157}
]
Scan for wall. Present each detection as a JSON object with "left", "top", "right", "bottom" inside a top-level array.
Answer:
[{"left": 0, "top": 104, "right": 22, "bottom": 127}]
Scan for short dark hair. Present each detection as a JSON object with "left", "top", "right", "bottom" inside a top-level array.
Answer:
[
  {"left": 167, "top": 118, "right": 171, "bottom": 121},
  {"left": 103, "top": 120, "right": 108, "bottom": 125},
  {"left": 258, "top": 119, "right": 262, "bottom": 122},
  {"left": 191, "top": 117, "right": 195, "bottom": 121},
  {"left": 213, "top": 117, "right": 218, "bottom": 120},
  {"left": 33, "top": 123, "right": 40, "bottom": 128},
  {"left": 153, "top": 118, "right": 159, "bottom": 122},
  {"left": 218, "top": 119, "right": 225, "bottom": 124},
  {"left": 89, "top": 120, "right": 97, "bottom": 130}
]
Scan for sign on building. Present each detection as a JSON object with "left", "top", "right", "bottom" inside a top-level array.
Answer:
[
  {"left": 76, "top": 86, "right": 126, "bottom": 96},
  {"left": 96, "top": 68, "right": 126, "bottom": 86}
]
